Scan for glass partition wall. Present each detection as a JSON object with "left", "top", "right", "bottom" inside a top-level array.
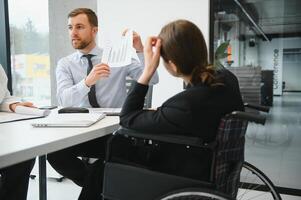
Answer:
[{"left": 211, "top": 0, "right": 301, "bottom": 195}]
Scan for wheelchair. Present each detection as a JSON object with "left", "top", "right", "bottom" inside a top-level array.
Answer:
[{"left": 102, "top": 104, "right": 281, "bottom": 200}]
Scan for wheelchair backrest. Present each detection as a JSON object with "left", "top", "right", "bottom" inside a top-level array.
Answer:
[{"left": 214, "top": 116, "right": 248, "bottom": 198}]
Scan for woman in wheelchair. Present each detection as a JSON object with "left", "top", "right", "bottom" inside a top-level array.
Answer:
[
  {"left": 118, "top": 19, "right": 244, "bottom": 180},
  {"left": 100, "top": 20, "right": 282, "bottom": 200},
  {"left": 85, "top": 19, "right": 245, "bottom": 200}
]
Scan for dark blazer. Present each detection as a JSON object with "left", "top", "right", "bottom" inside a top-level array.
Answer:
[{"left": 118, "top": 69, "right": 244, "bottom": 180}]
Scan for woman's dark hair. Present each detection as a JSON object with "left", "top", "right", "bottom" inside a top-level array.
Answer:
[
  {"left": 159, "top": 19, "right": 217, "bottom": 86},
  {"left": 68, "top": 8, "right": 98, "bottom": 27}
]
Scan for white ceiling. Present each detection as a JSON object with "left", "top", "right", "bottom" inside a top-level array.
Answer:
[{"left": 245, "top": 0, "right": 301, "bottom": 36}]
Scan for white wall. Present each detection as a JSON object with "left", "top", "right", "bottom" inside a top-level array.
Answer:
[
  {"left": 228, "top": 21, "right": 240, "bottom": 67},
  {"left": 282, "top": 37, "right": 301, "bottom": 91},
  {"left": 97, "top": 0, "right": 209, "bottom": 107},
  {"left": 259, "top": 39, "right": 284, "bottom": 95},
  {"left": 245, "top": 37, "right": 259, "bottom": 66},
  {"left": 259, "top": 37, "right": 301, "bottom": 95},
  {"left": 282, "top": 37, "right": 301, "bottom": 49}
]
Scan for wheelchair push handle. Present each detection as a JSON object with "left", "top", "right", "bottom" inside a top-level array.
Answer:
[
  {"left": 228, "top": 111, "right": 266, "bottom": 125},
  {"left": 244, "top": 102, "right": 270, "bottom": 113}
]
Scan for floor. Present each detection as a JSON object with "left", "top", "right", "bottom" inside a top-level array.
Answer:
[
  {"left": 245, "top": 92, "right": 301, "bottom": 190},
  {"left": 27, "top": 163, "right": 81, "bottom": 199},
  {"left": 27, "top": 177, "right": 81, "bottom": 200},
  {"left": 26, "top": 92, "right": 301, "bottom": 199},
  {"left": 26, "top": 176, "right": 301, "bottom": 200}
]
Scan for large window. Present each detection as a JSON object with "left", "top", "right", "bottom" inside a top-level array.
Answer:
[{"left": 8, "top": 0, "right": 50, "bottom": 106}]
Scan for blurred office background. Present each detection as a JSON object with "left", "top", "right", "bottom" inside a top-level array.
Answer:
[{"left": 0, "top": 0, "right": 300, "bottom": 199}]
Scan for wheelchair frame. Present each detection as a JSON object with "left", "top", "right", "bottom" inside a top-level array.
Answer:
[{"left": 102, "top": 104, "right": 281, "bottom": 200}]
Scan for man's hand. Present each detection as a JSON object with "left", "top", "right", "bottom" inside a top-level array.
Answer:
[
  {"left": 85, "top": 63, "right": 110, "bottom": 87},
  {"left": 122, "top": 29, "right": 144, "bottom": 53},
  {"left": 9, "top": 102, "right": 35, "bottom": 112}
]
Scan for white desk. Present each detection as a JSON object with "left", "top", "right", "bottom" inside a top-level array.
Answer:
[{"left": 0, "top": 116, "right": 120, "bottom": 199}]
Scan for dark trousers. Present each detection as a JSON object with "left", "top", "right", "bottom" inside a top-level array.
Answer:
[
  {"left": 0, "top": 158, "right": 35, "bottom": 200},
  {"left": 47, "top": 136, "right": 109, "bottom": 200}
]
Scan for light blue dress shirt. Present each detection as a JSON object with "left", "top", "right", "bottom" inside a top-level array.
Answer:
[{"left": 56, "top": 46, "right": 159, "bottom": 108}]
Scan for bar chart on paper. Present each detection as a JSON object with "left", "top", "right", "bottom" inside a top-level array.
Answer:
[{"left": 102, "top": 30, "right": 134, "bottom": 67}]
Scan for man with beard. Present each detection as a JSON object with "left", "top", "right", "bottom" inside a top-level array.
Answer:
[{"left": 47, "top": 8, "right": 158, "bottom": 200}]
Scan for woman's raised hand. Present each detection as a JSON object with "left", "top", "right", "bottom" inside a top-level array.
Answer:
[{"left": 138, "top": 37, "right": 161, "bottom": 85}]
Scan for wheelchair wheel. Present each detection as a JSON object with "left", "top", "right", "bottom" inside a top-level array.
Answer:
[
  {"left": 238, "top": 161, "right": 282, "bottom": 200},
  {"left": 158, "top": 188, "right": 234, "bottom": 200}
]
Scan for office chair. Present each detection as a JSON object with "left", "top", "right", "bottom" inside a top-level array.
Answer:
[
  {"left": 126, "top": 77, "right": 153, "bottom": 108},
  {"left": 69, "top": 77, "right": 154, "bottom": 182}
]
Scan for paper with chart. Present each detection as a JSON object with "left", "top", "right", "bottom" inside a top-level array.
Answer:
[{"left": 101, "top": 30, "right": 135, "bottom": 67}]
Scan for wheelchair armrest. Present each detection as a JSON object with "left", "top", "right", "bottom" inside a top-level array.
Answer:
[
  {"left": 228, "top": 111, "right": 266, "bottom": 125},
  {"left": 114, "top": 127, "right": 208, "bottom": 148},
  {"left": 244, "top": 102, "right": 270, "bottom": 113}
]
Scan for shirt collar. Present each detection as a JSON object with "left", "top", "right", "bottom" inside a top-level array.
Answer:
[{"left": 76, "top": 46, "right": 103, "bottom": 58}]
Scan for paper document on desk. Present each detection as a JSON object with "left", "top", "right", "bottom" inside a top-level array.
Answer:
[
  {"left": 101, "top": 30, "right": 137, "bottom": 68},
  {"left": 0, "top": 112, "right": 44, "bottom": 124},
  {"left": 15, "top": 106, "right": 50, "bottom": 116},
  {"left": 31, "top": 113, "right": 106, "bottom": 127},
  {"left": 0, "top": 106, "right": 50, "bottom": 124}
]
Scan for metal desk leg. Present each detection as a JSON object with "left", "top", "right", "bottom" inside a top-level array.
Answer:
[{"left": 39, "top": 155, "right": 47, "bottom": 200}]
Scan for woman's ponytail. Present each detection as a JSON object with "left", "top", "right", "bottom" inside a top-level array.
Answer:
[{"left": 191, "top": 65, "right": 219, "bottom": 86}]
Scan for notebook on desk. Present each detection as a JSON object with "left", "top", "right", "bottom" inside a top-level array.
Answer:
[{"left": 31, "top": 113, "right": 106, "bottom": 127}]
